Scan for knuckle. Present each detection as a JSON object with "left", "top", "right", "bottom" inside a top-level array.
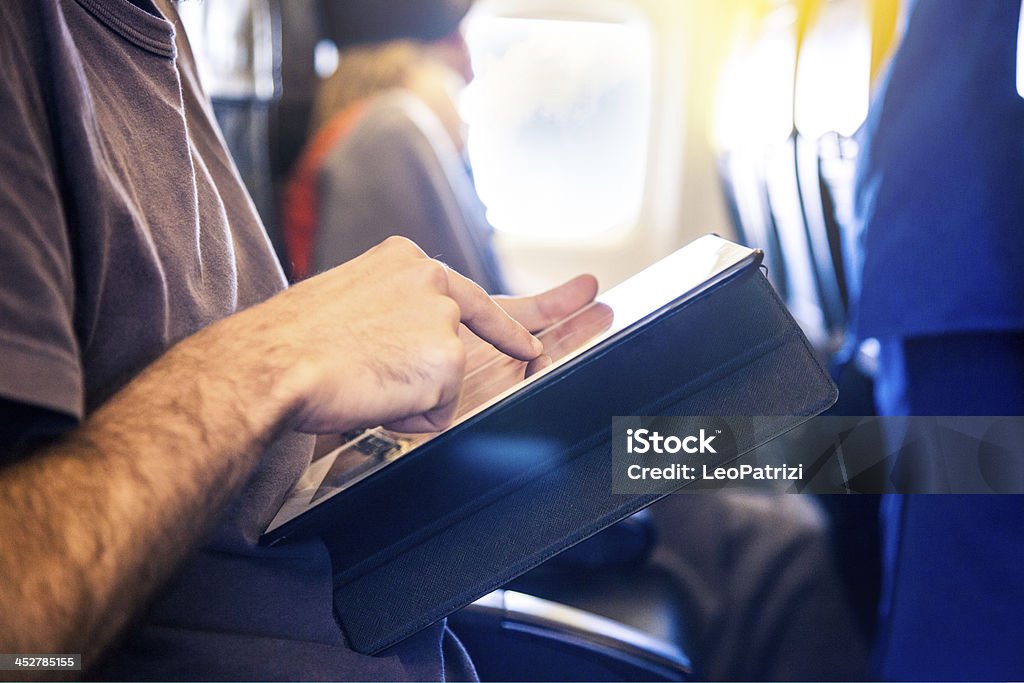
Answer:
[
  {"left": 417, "top": 340, "right": 465, "bottom": 393},
  {"left": 436, "top": 296, "right": 461, "bottom": 325},
  {"left": 426, "top": 336, "right": 465, "bottom": 372},
  {"left": 382, "top": 235, "right": 423, "bottom": 257},
  {"left": 418, "top": 259, "right": 450, "bottom": 290}
]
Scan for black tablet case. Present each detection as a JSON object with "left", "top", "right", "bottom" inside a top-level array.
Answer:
[{"left": 303, "top": 262, "right": 837, "bottom": 654}]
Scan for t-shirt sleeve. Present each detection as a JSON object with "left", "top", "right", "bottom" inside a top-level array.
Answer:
[{"left": 0, "top": 5, "right": 84, "bottom": 426}]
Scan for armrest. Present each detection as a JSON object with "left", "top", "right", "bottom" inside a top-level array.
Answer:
[{"left": 448, "top": 590, "right": 692, "bottom": 682}]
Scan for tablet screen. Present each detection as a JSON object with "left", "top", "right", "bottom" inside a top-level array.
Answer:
[{"left": 265, "top": 235, "right": 759, "bottom": 533}]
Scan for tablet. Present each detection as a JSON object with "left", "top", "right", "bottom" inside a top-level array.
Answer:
[{"left": 262, "top": 234, "right": 761, "bottom": 543}]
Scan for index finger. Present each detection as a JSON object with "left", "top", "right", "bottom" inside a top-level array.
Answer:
[
  {"left": 444, "top": 267, "right": 543, "bottom": 361},
  {"left": 496, "top": 274, "right": 599, "bottom": 332}
]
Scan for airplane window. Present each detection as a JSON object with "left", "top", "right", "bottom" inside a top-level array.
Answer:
[{"left": 462, "top": 9, "right": 652, "bottom": 242}]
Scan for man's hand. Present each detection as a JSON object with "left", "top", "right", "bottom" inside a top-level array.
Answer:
[
  {"left": 217, "top": 237, "right": 594, "bottom": 434},
  {"left": 217, "top": 237, "right": 597, "bottom": 434}
]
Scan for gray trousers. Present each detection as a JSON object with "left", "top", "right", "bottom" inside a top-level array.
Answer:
[{"left": 649, "top": 492, "right": 869, "bottom": 680}]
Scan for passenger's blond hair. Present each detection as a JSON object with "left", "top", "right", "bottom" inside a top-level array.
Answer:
[{"left": 310, "top": 41, "right": 424, "bottom": 133}]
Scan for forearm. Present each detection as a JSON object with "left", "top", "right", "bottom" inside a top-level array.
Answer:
[
  {"left": 0, "top": 237, "right": 584, "bottom": 674},
  {"left": 0, "top": 308, "right": 302, "bottom": 670}
]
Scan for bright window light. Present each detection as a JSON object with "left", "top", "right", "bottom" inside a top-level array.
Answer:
[
  {"left": 1017, "top": 0, "right": 1024, "bottom": 98},
  {"left": 712, "top": 7, "right": 796, "bottom": 151},
  {"left": 462, "top": 13, "right": 652, "bottom": 241},
  {"left": 713, "top": 1, "right": 872, "bottom": 149},
  {"left": 794, "top": 1, "right": 871, "bottom": 140}
]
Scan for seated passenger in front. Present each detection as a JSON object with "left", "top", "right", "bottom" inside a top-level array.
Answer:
[{"left": 283, "top": 29, "right": 505, "bottom": 292}]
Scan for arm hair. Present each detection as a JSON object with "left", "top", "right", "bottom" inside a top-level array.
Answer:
[{"left": 0, "top": 311, "right": 301, "bottom": 675}]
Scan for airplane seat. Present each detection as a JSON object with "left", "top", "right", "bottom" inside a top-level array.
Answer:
[
  {"left": 813, "top": 130, "right": 880, "bottom": 415},
  {"left": 814, "top": 131, "right": 856, "bottom": 320},
  {"left": 502, "top": 508, "right": 692, "bottom": 652},
  {"left": 501, "top": 561, "right": 695, "bottom": 660},
  {"left": 718, "top": 131, "right": 850, "bottom": 348},
  {"left": 759, "top": 132, "right": 843, "bottom": 352},
  {"left": 716, "top": 135, "right": 883, "bottom": 641},
  {"left": 792, "top": 132, "right": 850, "bottom": 338},
  {"left": 716, "top": 152, "right": 790, "bottom": 303},
  {"left": 775, "top": 131, "right": 878, "bottom": 417},
  {"left": 450, "top": 589, "right": 693, "bottom": 682},
  {"left": 271, "top": 0, "right": 326, "bottom": 231},
  {"left": 717, "top": 129, "right": 876, "bottom": 416}
]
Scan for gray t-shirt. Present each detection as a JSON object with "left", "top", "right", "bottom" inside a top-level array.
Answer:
[{"left": 0, "top": 1, "right": 471, "bottom": 679}]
